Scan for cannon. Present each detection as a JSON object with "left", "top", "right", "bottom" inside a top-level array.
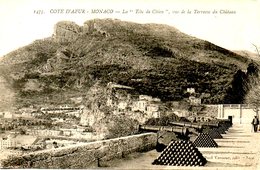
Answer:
[
  {"left": 139, "top": 125, "right": 190, "bottom": 152},
  {"left": 169, "top": 121, "right": 219, "bottom": 133},
  {"left": 139, "top": 125, "right": 190, "bottom": 140},
  {"left": 169, "top": 121, "right": 203, "bottom": 130},
  {"left": 139, "top": 125, "right": 189, "bottom": 136}
]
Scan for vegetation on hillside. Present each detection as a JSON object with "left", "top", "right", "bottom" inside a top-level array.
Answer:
[
  {"left": 105, "top": 115, "right": 139, "bottom": 139},
  {"left": 225, "top": 62, "right": 259, "bottom": 104},
  {"left": 0, "top": 19, "right": 253, "bottom": 108},
  {"left": 244, "top": 47, "right": 260, "bottom": 106}
]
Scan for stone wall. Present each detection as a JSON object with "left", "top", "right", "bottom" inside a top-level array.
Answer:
[
  {"left": 218, "top": 104, "right": 257, "bottom": 124},
  {"left": 1, "top": 133, "right": 157, "bottom": 168}
]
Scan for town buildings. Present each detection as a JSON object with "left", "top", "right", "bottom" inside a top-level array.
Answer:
[
  {"left": 0, "top": 136, "right": 16, "bottom": 149},
  {"left": 187, "top": 87, "right": 195, "bottom": 94},
  {"left": 131, "top": 95, "right": 161, "bottom": 118},
  {"left": 189, "top": 96, "right": 202, "bottom": 105},
  {"left": 41, "top": 106, "right": 83, "bottom": 115}
]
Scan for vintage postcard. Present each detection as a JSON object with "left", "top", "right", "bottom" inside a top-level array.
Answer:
[{"left": 0, "top": 0, "right": 260, "bottom": 169}]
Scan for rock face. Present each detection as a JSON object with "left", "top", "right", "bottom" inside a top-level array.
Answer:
[
  {"left": 53, "top": 21, "right": 82, "bottom": 43},
  {"left": 53, "top": 20, "right": 110, "bottom": 43},
  {"left": 83, "top": 19, "right": 110, "bottom": 37}
]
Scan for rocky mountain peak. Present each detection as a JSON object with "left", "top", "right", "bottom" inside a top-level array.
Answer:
[{"left": 53, "top": 21, "right": 82, "bottom": 43}]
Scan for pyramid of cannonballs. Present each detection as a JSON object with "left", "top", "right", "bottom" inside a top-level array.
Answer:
[
  {"left": 193, "top": 133, "right": 218, "bottom": 147},
  {"left": 208, "top": 128, "right": 223, "bottom": 139},
  {"left": 217, "top": 126, "right": 227, "bottom": 134},
  {"left": 222, "top": 123, "right": 231, "bottom": 130},
  {"left": 152, "top": 140, "right": 207, "bottom": 166}
]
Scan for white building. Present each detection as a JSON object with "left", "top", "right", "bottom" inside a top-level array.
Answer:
[
  {"left": 146, "top": 103, "right": 160, "bottom": 118},
  {"left": 132, "top": 100, "right": 148, "bottom": 112},
  {"left": 3, "top": 112, "right": 13, "bottom": 119},
  {"left": 41, "top": 106, "right": 83, "bottom": 115},
  {"left": 189, "top": 96, "right": 201, "bottom": 105},
  {"left": 187, "top": 88, "right": 195, "bottom": 94},
  {"left": 27, "top": 129, "right": 61, "bottom": 137},
  {"left": 80, "top": 110, "right": 95, "bottom": 126},
  {"left": 118, "top": 101, "right": 128, "bottom": 111},
  {"left": 131, "top": 95, "right": 161, "bottom": 118},
  {"left": 0, "top": 136, "right": 16, "bottom": 149},
  {"left": 217, "top": 104, "right": 257, "bottom": 124},
  {"left": 139, "top": 95, "right": 153, "bottom": 101}
]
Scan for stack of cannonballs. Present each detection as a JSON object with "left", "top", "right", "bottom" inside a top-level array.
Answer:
[
  {"left": 152, "top": 140, "right": 207, "bottom": 166},
  {"left": 208, "top": 128, "right": 223, "bottom": 139},
  {"left": 210, "top": 119, "right": 232, "bottom": 134},
  {"left": 217, "top": 126, "right": 227, "bottom": 134},
  {"left": 220, "top": 121, "right": 231, "bottom": 130},
  {"left": 193, "top": 133, "right": 218, "bottom": 147}
]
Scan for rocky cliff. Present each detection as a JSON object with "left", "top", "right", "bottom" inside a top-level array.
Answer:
[{"left": 53, "top": 21, "right": 82, "bottom": 43}]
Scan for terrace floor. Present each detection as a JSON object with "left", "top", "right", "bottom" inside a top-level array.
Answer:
[{"left": 101, "top": 123, "right": 260, "bottom": 170}]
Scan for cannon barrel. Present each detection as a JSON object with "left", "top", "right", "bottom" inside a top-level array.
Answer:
[
  {"left": 169, "top": 121, "right": 219, "bottom": 129},
  {"left": 169, "top": 121, "right": 203, "bottom": 129},
  {"left": 201, "top": 122, "right": 219, "bottom": 128},
  {"left": 217, "top": 119, "right": 232, "bottom": 123},
  {"left": 139, "top": 125, "right": 189, "bottom": 136},
  {"left": 211, "top": 119, "right": 232, "bottom": 124},
  {"left": 211, "top": 119, "right": 232, "bottom": 127}
]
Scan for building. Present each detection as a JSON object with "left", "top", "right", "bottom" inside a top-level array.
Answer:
[
  {"left": 0, "top": 136, "right": 16, "bottom": 149},
  {"left": 146, "top": 103, "right": 160, "bottom": 118},
  {"left": 131, "top": 95, "right": 161, "bottom": 118},
  {"left": 132, "top": 100, "right": 148, "bottom": 112},
  {"left": 3, "top": 112, "right": 14, "bottom": 119},
  {"left": 27, "top": 129, "right": 62, "bottom": 137},
  {"left": 40, "top": 106, "right": 83, "bottom": 116},
  {"left": 80, "top": 109, "right": 95, "bottom": 126},
  {"left": 187, "top": 88, "right": 195, "bottom": 94},
  {"left": 18, "top": 106, "right": 36, "bottom": 117},
  {"left": 51, "top": 118, "right": 64, "bottom": 123},
  {"left": 62, "top": 130, "right": 72, "bottom": 136},
  {"left": 217, "top": 104, "right": 256, "bottom": 124},
  {"left": 189, "top": 96, "right": 201, "bottom": 105},
  {"left": 139, "top": 95, "right": 153, "bottom": 101},
  {"left": 118, "top": 101, "right": 128, "bottom": 111},
  {"left": 31, "top": 111, "right": 44, "bottom": 117}
]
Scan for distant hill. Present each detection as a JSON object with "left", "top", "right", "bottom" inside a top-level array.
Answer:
[{"left": 0, "top": 19, "right": 252, "bottom": 108}]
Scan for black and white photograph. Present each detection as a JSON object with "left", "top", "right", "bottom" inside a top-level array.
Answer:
[{"left": 0, "top": 0, "right": 260, "bottom": 169}]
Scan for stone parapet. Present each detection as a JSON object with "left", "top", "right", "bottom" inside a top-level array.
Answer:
[{"left": 1, "top": 133, "right": 156, "bottom": 168}]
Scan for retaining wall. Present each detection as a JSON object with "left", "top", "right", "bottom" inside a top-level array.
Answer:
[{"left": 1, "top": 133, "right": 157, "bottom": 168}]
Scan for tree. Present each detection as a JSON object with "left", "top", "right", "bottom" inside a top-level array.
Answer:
[
  {"left": 245, "top": 44, "right": 260, "bottom": 106},
  {"left": 224, "top": 69, "right": 248, "bottom": 104},
  {"left": 18, "top": 127, "right": 26, "bottom": 135},
  {"left": 252, "top": 44, "right": 260, "bottom": 57},
  {"left": 105, "top": 115, "right": 139, "bottom": 139}
]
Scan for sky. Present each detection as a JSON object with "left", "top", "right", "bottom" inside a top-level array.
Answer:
[{"left": 0, "top": 0, "right": 260, "bottom": 57}]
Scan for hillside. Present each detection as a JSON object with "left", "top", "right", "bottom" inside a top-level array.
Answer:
[
  {"left": 234, "top": 50, "right": 260, "bottom": 62},
  {"left": 0, "top": 19, "right": 251, "bottom": 108}
]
